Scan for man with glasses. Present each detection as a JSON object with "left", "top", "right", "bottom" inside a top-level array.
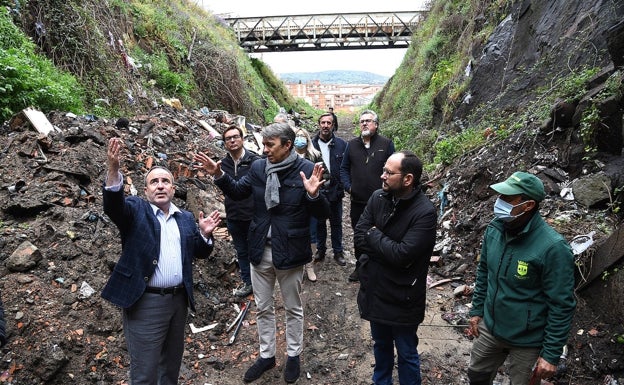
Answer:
[
  {"left": 220, "top": 125, "right": 261, "bottom": 297},
  {"left": 340, "top": 109, "right": 395, "bottom": 282},
  {"left": 355, "top": 151, "right": 437, "bottom": 385}
]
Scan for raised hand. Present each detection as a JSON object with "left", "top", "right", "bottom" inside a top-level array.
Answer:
[
  {"left": 106, "top": 138, "right": 124, "bottom": 186},
  {"left": 193, "top": 152, "right": 223, "bottom": 177},
  {"left": 300, "top": 162, "right": 325, "bottom": 198},
  {"left": 198, "top": 209, "right": 222, "bottom": 237}
]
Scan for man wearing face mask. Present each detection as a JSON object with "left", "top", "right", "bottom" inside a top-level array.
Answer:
[{"left": 467, "top": 171, "right": 576, "bottom": 385}]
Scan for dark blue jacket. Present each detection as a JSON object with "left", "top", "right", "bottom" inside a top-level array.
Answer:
[
  {"left": 220, "top": 149, "right": 261, "bottom": 221},
  {"left": 312, "top": 133, "right": 347, "bottom": 202},
  {"left": 215, "top": 156, "right": 330, "bottom": 269},
  {"left": 102, "top": 187, "right": 213, "bottom": 311}
]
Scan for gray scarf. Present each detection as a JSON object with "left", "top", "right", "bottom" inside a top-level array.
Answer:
[{"left": 264, "top": 149, "right": 298, "bottom": 209}]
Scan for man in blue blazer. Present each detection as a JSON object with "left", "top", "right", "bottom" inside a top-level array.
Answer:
[{"left": 102, "top": 137, "right": 221, "bottom": 385}]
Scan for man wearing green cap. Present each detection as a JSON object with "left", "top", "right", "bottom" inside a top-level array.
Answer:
[{"left": 467, "top": 171, "right": 576, "bottom": 385}]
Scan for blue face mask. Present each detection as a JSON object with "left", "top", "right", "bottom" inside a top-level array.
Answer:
[
  {"left": 493, "top": 197, "right": 527, "bottom": 222},
  {"left": 294, "top": 137, "right": 307, "bottom": 149}
]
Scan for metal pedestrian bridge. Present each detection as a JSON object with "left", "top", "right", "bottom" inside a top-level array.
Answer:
[{"left": 223, "top": 11, "right": 428, "bottom": 52}]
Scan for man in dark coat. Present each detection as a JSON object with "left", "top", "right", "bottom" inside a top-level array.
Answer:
[
  {"left": 355, "top": 151, "right": 437, "bottom": 385},
  {"left": 340, "top": 109, "right": 395, "bottom": 281},
  {"left": 220, "top": 125, "right": 261, "bottom": 297},
  {"left": 102, "top": 138, "right": 221, "bottom": 385},
  {"left": 312, "top": 112, "right": 348, "bottom": 265},
  {"left": 194, "top": 122, "right": 329, "bottom": 384}
]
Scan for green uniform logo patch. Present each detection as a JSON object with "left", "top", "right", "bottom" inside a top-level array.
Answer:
[{"left": 517, "top": 260, "right": 528, "bottom": 276}]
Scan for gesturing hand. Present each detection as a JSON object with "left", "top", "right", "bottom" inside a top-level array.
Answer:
[
  {"left": 300, "top": 162, "right": 325, "bottom": 198},
  {"left": 193, "top": 152, "right": 223, "bottom": 177},
  {"left": 198, "top": 209, "right": 221, "bottom": 237}
]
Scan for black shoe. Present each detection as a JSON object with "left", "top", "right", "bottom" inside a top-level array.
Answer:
[
  {"left": 234, "top": 283, "right": 253, "bottom": 297},
  {"left": 333, "top": 251, "right": 346, "bottom": 266},
  {"left": 244, "top": 356, "right": 276, "bottom": 382},
  {"left": 284, "top": 355, "right": 300, "bottom": 383},
  {"left": 313, "top": 250, "right": 326, "bottom": 262},
  {"left": 348, "top": 268, "right": 359, "bottom": 282}
]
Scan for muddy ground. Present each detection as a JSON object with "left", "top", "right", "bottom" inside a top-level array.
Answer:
[{"left": 0, "top": 109, "right": 622, "bottom": 385}]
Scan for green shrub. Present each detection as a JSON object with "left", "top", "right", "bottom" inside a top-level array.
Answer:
[{"left": 0, "top": 9, "right": 84, "bottom": 122}]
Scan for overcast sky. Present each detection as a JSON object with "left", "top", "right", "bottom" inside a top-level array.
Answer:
[{"left": 193, "top": 0, "right": 428, "bottom": 77}]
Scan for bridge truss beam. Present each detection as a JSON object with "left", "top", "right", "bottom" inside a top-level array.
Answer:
[{"left": 225, "top": 11, "right": 428, "bottom": 52}]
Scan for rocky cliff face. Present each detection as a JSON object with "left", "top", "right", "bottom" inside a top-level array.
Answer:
[{"left": 460, "top": 0, "right": 622, "bottom": 118}]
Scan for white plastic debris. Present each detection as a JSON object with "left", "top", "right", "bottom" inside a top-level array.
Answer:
[
  {"left": 189, "top": 323, "right": 218, "bottom": 333},
  {"left": 79, "top": 281, "right": 95, "bottom": 298},
  {"left": 569, "top": 231, "right": 595, "bottom": 255},
  {"left": 560, "top": 187, "right": 574, "bottom": 200}
]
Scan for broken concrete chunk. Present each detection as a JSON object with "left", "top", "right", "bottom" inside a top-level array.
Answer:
[{"left": 6, "top": 241, "right": 43, "bottom": 272}]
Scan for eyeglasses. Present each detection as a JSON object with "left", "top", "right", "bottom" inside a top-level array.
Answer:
[
  {"left": 359, "top": 119, "right": 374, "bottom": 125},
  {"left": 224, "top": 134, "right": 241, "bottom": 141},
  {"left": 382, "top": 168, "right": 402, "bottom": 176}
]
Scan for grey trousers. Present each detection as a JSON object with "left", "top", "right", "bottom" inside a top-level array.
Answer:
[
  {"left": 251, "top": 245, "right": 304, "bottom": 358},
  {"left": 123, "top": 291, "right": 188, "bottom": 385},
  {"left": 468, "top": 322, "right": 540, "bottom": 385}
]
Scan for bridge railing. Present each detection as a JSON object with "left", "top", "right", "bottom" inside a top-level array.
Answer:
[{"left": 225, "top": 11, "right": 428, "bottom": 52}]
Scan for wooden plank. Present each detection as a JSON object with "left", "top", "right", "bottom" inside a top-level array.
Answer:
[
  {"left": 197, "top": 120, "right": 222, "bottom": 139},
  {"left": 22, "top": 108, "right": 58, "bottom": 135}
]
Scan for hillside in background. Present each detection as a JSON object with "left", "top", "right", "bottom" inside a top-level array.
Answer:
[
  {"left": 278, "top": 70, "right": 388, "bottom": 85},
  {"left": 0, "top": 0, "right": 313, "bottom": 125}
]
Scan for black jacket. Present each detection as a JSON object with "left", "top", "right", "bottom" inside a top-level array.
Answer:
[
  {"left": 220, "top": 149, "right": 260, "bottom": 221},
  {"left": 215, "top": 156, "right": 330, "bottom": 269},
  {"left": 340, "top": 134, "right": 394, "bottom": 204},
  {"left": 354, "top": 187, "right": 437, "bottom": 326},
  {"left": 312, "top": 133, "right": 347, "bottom": 202}
]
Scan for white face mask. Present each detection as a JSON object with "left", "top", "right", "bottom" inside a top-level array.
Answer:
[{"left": 493, "top": 197, "right": 527, "bottom": 222}]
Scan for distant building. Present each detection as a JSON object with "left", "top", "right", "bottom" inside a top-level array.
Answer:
[{"left": 284, "top": 81, "right": 383, "bottom": 112}]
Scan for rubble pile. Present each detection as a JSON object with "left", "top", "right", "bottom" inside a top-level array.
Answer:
[{"left": 0, "top": 107, "right": 256, "bottom": 384}]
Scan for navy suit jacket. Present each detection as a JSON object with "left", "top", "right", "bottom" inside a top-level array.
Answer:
[{"left": 102, "top": 186, "right": 213, "bottom": 311}]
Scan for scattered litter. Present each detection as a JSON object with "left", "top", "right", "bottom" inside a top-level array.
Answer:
[
  {"left": 189, "top": 323, "right": 218, "bottom": 334},
  {"left": 453, "top": 284, "right": 474, "bottom": 297},
  {"left": 569, "top": 231, "right": 595, "bottom": 255},
  {"left": 6, "top": 180, "right": 25, "bottom": 193},
  {"left": 428, "top": 277, "right": 462, "bottom": 289},
  {"left": 441, "top": 304, "right": 471, "bottom": 326},
  {"left": 22, "top": 107, "right": 60, "bottom": 135},
  {"left": 79, "top": 281, "right": 95, "bottom": 298},
  {"left": 560, "top": 186, "right": 574, "bottom": 200},
  {"left": 337, "top": 353, "right": 349, "bottom": 360}
]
